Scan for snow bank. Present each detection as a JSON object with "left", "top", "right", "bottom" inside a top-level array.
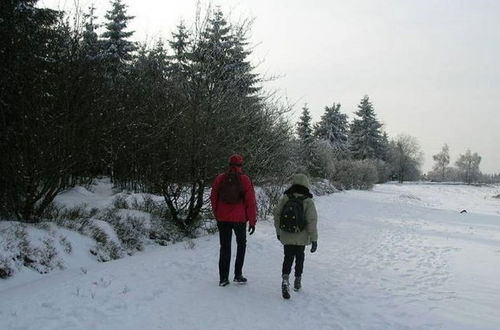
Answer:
[{"left": 0, "top": 179, "right": 188, "bottom": 282}]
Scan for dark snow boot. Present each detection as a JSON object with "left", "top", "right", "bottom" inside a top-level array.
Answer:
[
  {"left": 233, "top": 275, "right": 247, "bottom": 284},
  {"left": 294, "top": 276, "right": 301, "bottom": 291},
  {"left": 219, "top": 279, "right": 230, "bottom": 287},
  {"left": 282, "top": 274, "right": 290, "bottom": 299}
]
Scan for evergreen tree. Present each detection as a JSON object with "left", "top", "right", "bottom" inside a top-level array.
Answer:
[
  {"left": 297, "top": 104, "right": 314, "bottom": 143},
  {"left": 80, "top": 5, "right": 101, "bottom": 60},
  {"left": 170, "top": 23, "right": 190, "bottom": 58},
  {"left": 314, "top": 103, "right": 349, "bottom": 159},
  {"left": 350, "top": 95, "right": 384, "bottom": 160},
  {"left": 114, "top": 40, "right": 172, "bottom": 191},
  {"left": 101, "top": 0, "right": 136, "bottom": 73},
  {"left": 0, "top": 1, "right": 95, "bottom": 221},
  {"left": 380, "top": 131, "right": 390, "bottom": 161},
  {"left": 99, "top": 0, "right": 137, "bottom": 180},
  {"left": 296, "top": 104, "right": 321, "bottom": 176},
  {"left": 169, "top": 22, "right": 191, "bottom": 73}
]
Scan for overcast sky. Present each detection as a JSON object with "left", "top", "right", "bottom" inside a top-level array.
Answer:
[{"left": 42, "top": 0, "right": 500, "bottom": 173}]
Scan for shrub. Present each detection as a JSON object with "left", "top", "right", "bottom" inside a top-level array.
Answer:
[
  {"left": 256, "top": 185, "right": 284, "bottom": 220},
  {"left": 331, "top": 159, "right": 378, "bottom": 190},
  {"left": 310, "top": 179, "right": 338, "bottom": 195},
  {"left": 113, "top": 195, "right": 129, "bottom": 209},
  {"left": 0, "top": 256, "right": 15, "bottom": 279},
  {"left": 59, "top": 235, "right": 72, "bottom": 254},
  {"left": 112, "top": 215, "right": 148, "bottom": 252}
]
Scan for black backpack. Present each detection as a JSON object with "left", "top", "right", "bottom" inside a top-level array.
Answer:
[
  {"left": 218, "top": 172, "right": 244, "bottom": 204},
  {"left": 279, "top": 194, "right": 307, "bottom": 233}
]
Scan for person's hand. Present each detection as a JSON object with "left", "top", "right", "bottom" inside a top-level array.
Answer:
[
  {"left": 310, "top": 241, "right": 317, "bottom": 253},
  {"left": 248, "top": 225, "right": 255, "bottom": 235},
  {"left": 277, "top": 234, "right": 280, "bottom": 240}
]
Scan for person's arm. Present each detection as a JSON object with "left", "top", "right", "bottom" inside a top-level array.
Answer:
[
  {"left": 210, "top": 174, "right": 221, "bottom": 218},
  {"left": 242, "top": 175, "right": 257, "bottom": 226},
  {"left": 305, "top": 199, "right": 318, "bottom": 242},
  {"left": 273, "top": 196, "right": 287, "bottom": 238}
]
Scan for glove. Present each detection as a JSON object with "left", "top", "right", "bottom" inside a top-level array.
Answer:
[
  {"left": 248, "top": 225, "right": 255, "bottom": 235},
  {"left": 310, "top": 241, "right": 317, "bottom": 253},
  {"left": 277, "top": 234, "right": 280, "bottom": 240}
]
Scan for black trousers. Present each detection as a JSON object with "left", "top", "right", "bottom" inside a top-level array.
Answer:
[
  {"left": 282, "top": 245, "right": 305, "bottom": 277},
  {"left": 218, "top": 221, "right": 247, "bottom": 281}
]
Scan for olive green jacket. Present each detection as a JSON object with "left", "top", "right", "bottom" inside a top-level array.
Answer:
[{"left": 273, "top": 193, "right": 318, "bottom": 246}]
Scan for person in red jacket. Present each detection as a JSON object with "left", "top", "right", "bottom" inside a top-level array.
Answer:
[{"left": 210, "top": 154, "right": 257, "bottom": 287}]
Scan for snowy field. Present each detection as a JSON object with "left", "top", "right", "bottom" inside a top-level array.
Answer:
[{"left": 1, "top": 182, "right": 500, "bottom": 330}]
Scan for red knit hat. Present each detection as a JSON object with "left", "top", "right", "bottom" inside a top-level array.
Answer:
[{"left": 228, "top": 154, "right": 243, "bottom": 166}]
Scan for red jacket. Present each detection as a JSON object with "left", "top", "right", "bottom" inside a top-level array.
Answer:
[{"left": 210, "top": 166, "right": 257, "bottom": 226}]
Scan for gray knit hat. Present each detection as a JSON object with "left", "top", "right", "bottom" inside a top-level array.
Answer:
[{"left": 292, "top": 173, "right": 310, "bottom": 189}]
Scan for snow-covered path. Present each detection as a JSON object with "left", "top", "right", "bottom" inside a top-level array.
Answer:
[{"left": 1, "top": 184, "right": 500, "bottom": 330}]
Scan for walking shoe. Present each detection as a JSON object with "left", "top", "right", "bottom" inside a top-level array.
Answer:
[
  {"left": 282, "top": 274, "right": 290, "bottom": 299},
  {"left": 294, "top": 276, "right": 301, "bottom": 291},
  {"left": 233, "top": 275, "right": 247, "bottom": 284},
  {"left": 219, "top": 279, "right": 230, "bottom": 287}
]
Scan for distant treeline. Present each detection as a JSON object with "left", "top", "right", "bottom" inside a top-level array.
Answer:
[{"left": 426, "top": 145, "right": 499, "bottom": 184}]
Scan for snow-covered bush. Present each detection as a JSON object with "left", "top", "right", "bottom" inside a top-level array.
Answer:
[
  {"left": 310, "top": 179, "right": 339, "bottom": 196},
  {"left": 84, "top": 220, "right": 123, "bottom": 262},
  {"left": 47, "top": 205, "right": 98, "bottom": 225},
  {"left": 0, "top": 223, "right": 69, "bottom": 278},
  {"left": 331, "top": 159, "right": 378, "bottom": 190},
  {"left": 311, "top": 139, "right": 338, "bottom": 179},
  {"left": 149, "top": 214, "right": 184, "bottom": 245},
  {"left": 59, "top": 235, "right": 73, "bottom": 254},
  {"left": 0, "top": 226, "right": 19, "bottom": 278},
  {"left": 110, "top": 214, "right": 148, "bottom": 252},
  {"left": 0, "top": 255, "right": 15, "bottom": 279},
  {"left": 130, "top": 195, "right": 159, "bottom": 214},
  {"left": 256, "top": 185, "right": 285, "bottom": 220},
  {"left": 374, "top": 159, "right": 392, "bottom": 183},
  {"left": 112, "top": 195, "right": 129, "bottom": 209},
  {"left": 34, "top": 238, "right": 64, "bottom": 273}
]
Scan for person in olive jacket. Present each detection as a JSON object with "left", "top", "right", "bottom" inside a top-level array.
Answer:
[{"left": 274, "top": 173, "right": 318, "bottom": 299}]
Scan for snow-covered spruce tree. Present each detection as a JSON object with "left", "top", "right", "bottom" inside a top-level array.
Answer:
[
  {"left": 297, "top": 104, "right": 314, "bottom": 143},
  {"left": 296, "top": 104, "right": 321, "bottom": 176},
  {"left": 314, "top": 103, "right": 349, "bottom": 159},
  {"left": 73, "top": 6, "right": 110, "bottom": 180},
  {"left": 101, "top": 0, "right": 136, "bottom": 74},
  {"left": 80, "top": 5, "right": 101, "bottom": 61},
  {"left": 99, "top": 0, "right": 137, "bottom": 181},
  {"left": 455, "top": 149, "right": 481, "bottom": 184},
  {"left": 349, "top": 95, "right": 384, "bottom": 160}
]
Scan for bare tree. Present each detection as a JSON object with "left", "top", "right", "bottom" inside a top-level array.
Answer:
[
  {"left": 455, "top": 149, "right": 481, "bottom": 184},
  {"left": 432, "top": 144, "right": 451, "bottom": 181},
  {"left": 388, "top": 134, "right": 423, "bottom": 183}
]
